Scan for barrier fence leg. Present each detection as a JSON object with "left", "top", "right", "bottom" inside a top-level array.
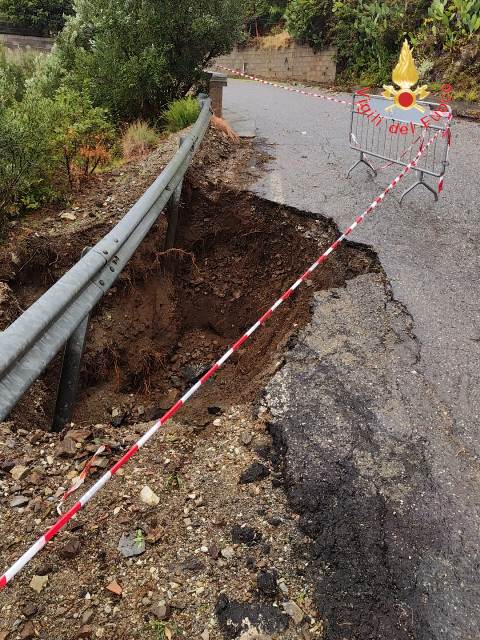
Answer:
[
  {"left": 52, "top": 248, "right": 91, "bottom": 432},
  {"left": 164, "top": 137, "right": 185, "bottom": 250},
  {"left": 400, "top": 170, "right": 438, "bottom": 204},
  {"left": 347, "top": 151, "right": 377, "bottom": 178}
]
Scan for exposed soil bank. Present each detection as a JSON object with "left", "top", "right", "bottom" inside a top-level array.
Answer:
[{"left": 3, "top": 181, "right": 379, "bottom": 432}]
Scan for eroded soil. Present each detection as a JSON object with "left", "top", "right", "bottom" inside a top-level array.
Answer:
[{"left": 0, "top": 127, "right": 383, "bottom": 640}]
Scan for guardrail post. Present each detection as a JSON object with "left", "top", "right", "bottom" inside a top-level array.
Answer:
[
  {"left": 164, "top": 137, "right": 185, "bottom": 250},
  {"left": 52, "top": 247, "right": 91, "bottom": 432},
  {"left": 209, "top": 72, "right": 228, "bottom": 117}
]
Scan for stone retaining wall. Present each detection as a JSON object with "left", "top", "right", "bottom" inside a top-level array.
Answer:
[
  {"left": 0, "top": 33, "right": 53, "bottom": 54},
  {"left": 215, "top": 42, "right": 337, "bottom": 84}
]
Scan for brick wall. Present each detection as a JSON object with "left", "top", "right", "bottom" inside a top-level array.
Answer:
[{"left": 215, "top": 42, "right": 337, "bottom": 84}]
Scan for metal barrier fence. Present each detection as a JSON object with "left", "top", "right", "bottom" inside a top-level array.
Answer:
[
  {"left": 0, "top": 98, "right": 212, "bottom": 429},
  {"left": 348, "top": 93, "right": 452, "bottom": 202}
]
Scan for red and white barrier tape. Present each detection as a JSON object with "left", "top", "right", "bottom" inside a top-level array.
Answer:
[
  {"left": 0, "top": 127, "right": 442, "bottom": 592},
  {"left": 219, "top": 64, "right": 451, "bottom": 192},
  {"left": 216, "top": 64, "right": 352, "bottom": 107}
]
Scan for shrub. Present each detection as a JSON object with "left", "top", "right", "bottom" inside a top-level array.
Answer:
[
  {"left": 50, "top": 87, "right": 115, "bottom": 186},
  {"left": 0, "top": 93, "right": 59, "bottom": 232},
  {"left": 163, "top": 97, "right": 201, "bottom": 133},
  {"left": 0, "top": 45, "right": 38, "bottom": 104},
  {"left": 285, "top": 0, "right": 333, "bottom": 49},
  {"left": 121, "top": 121, "right": 158, "bottom": 160},
  {"left": 0, "top": 0, "right": 73, "bottom": 35},
  {"left": 56, "top": 0, "right": 245, "bottom": 122}
]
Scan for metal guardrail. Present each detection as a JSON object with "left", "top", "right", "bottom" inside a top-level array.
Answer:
[{"left": 0, "top": 98, "right": 212, "bottom": 427}]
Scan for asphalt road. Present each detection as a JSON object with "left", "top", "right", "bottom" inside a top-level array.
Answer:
[{"left": 224, "top": 79, "right": 480, "bottom": 639}]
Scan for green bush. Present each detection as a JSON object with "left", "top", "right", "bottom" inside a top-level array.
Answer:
[
  {"left": 56, "top": 0, "right": 245, "bottom": 122},
  {"left": 427, "top": 0, "right": 480, "bottom": 48},
  {"left": 285, "top": 0, "right": 332, "bottom": 49},
  {"left": 0, "top": 93, "right": 58, "bottom": 232},
  {"left": 0, "top": 45, "right": 38, "bottom": 104},
  {"left": 0, "top": 0, "right": 73, "bottom": 35},
  {"left": 163, "top": 97, "right": 201, "bottom": 133}
]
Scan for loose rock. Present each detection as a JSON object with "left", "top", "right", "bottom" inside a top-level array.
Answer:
[
  {"left": 118, "top": 531, "right": 145, "bottom": 558},
  {"left": 140, "top": 485, "right": 160, "bottom": 506},
  {"left": 231, "top": 524, "right": 262, "bottom": 546},
  {"left": 30, "top": 574, "right": 48, "bottom": 594},
  {"left": 20, "top": 621, "right": 35, "bottom": 640},
  {"left": 282, "top": 601, "right": 305, "bottom": 625},
  {"left": 10, "top": 465, "right": 28, "bottom": 481},
  {"left": 106, "top": 580, "right": 122, "bottom": 596},
  {"left": 9, "top": 495, "right": 29, "bottom": 508},
  {"left": 239, "top": 463, "right": 270, "bottom": 484},
  {"left": 256, "top": 570, "right": 278, "bottom": 597},
  {"left": 149, "top": 601, "right": 170, "bottom": 620}
]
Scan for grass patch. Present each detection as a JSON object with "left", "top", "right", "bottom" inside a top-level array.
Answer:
[
  {"left": 163, "top": 97, "right": 200, "bottom": 133},
  {"left": 253, "top": 31, "right": 293, "bottom": 49},
  {"left": 121, "top": 120, "right": 158, "bottom": 160}
]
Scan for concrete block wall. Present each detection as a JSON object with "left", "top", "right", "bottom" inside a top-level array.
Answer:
[
  {"left": 0, "top": 33, "right": 53, "bottom": 54},
  {"left": 215, "top": 42, "right": 337, "bottom": 84}
]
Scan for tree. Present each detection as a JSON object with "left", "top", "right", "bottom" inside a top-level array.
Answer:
[
  {"left": 56, "top": 0, "right": 245, "bottom": 122},
  {"left": 0, "top": 0, "right": 73, "bottom": 35},
  {"left": 285, "top": 0, "right": 333, "bottom": 50}
]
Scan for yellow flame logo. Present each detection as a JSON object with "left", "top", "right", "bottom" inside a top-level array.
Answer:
[
  {"left": 382, "top": 40, "right": 429, "bottom": 112},
  {"left": 392, "top": 40, "right": 419, "bottom": 89}
]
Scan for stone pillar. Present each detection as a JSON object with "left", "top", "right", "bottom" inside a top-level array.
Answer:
[{"left": 209, "top": 72, "right": 228, "bottom": 117}]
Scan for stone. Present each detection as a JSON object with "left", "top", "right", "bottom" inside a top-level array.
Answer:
[
  {"left": 282, "top": 601, "right": 305, "bottom": 625},
  {"left": 20, "top": 621, "right": 35, "bottom": 639},
  {"left": 22, "top": 604, "right": 38, "bottom": 618},
  {"left": 278, "top": 580, "right": 289, "bottom": 595},
  {"left": 215, "top": 595, "right": 289, "bottom": 638},
  {"left": 62, "top": 537, "right": 82, "bottom": 559},
  {"left": 256, "top": 570, "right": 278, "bottom": 597},
  {"left": 240, "top": 431, "right": 253, "bottom": 446},
  {"left": 231, "top": 525, "right": 262, "bottom": 546},
  {"left": 106, "top": 580, "right": 122, "bottom": 596},
  {"left": 118, "top": 531, "right": 145, "bottom": 558},
  {"left": 140, "top": 485, "right": 160, "bottom": 506},
  {"left": 201, "top": 630, "right": 210, "bottom": 640},
  {"left": 66, "top": 429, "right": 92, "bottom": 443},
  {"left": 60, "top": 212, "right": 76, "bottom": 221},
  {"left": 239, "top": 463, "right": 270, "bottom": 484},
  {"left": 57, "top": 437, "right": 77, "bottom": 457},
  {"left": 77, "top": 625, "right": 93, "bottom": 638},
  {"left": 149, "top": 601, "right": 170, "bottom": 620},
  {"left": 213, "top": 418, "right": 222, "bottom": 427},
  {"left": 9, "top": 495, "right": 29, "bottom": 508},
  {"left": 207, "top": 406, "right": 223, "bottom": 415},
  {"left": 209, "top": 544, "right": 220, "bottom": 560},
  {"left": 221, "top": 546, "right": 235, "bottom": 560},
  {"left": 10, "top": 465, "right": 28, "bottom": 481},
  {"left": 81, "top": 609, "right": 95, "bottom": 625},
  {"left": 181, "top": 556, "right": 205, "bottom": 573},
  {"left": 111, "top": 412, "right": 127, "bottom": 428},
  {"left": 30, "top": 574, "right": 48, "bottom": 593}
]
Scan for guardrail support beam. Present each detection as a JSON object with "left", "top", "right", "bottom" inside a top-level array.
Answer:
[
  {"left": 52, "top": 248, "right": 91, "bottom": 432},
  {"left": 165, "top": 137, "right": 185, "bottom": 250}
]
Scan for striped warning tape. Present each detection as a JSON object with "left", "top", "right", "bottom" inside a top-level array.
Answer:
[
  {"left": 0, "top": 127, "right": 442, "bottom": 592},
  {"left": 216, "top": 64, "right": 353, "bottom": 107}
]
